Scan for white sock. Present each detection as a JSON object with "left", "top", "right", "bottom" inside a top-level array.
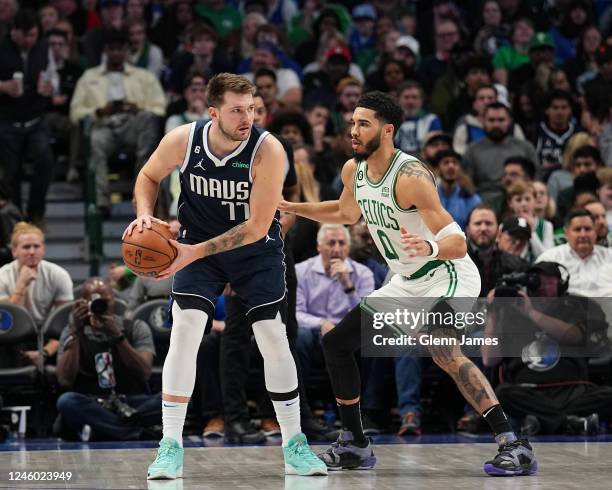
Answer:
[
  {"left": 162, "top": 400, "right": 188, "bottom": 447},
  {"left": 272, "top": 395, "right": 301, "bottom": 447}
]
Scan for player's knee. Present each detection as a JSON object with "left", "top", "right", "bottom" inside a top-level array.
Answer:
[{"left": 253, "top": 315, "right": 291, "bottom": 361}]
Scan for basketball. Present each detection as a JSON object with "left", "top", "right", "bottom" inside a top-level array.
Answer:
[{"left": 121, "top": 222, "right": 177, "bottom": 278}]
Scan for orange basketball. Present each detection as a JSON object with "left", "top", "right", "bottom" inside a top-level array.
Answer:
[{"left": 121, "top": 222, "right": 177, "bottom": 278}]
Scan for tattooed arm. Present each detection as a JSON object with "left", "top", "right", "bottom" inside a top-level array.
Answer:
[{"left": 395, "top": 160, "right": 467, "bottom": 260}]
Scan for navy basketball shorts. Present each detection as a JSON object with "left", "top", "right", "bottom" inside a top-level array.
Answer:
[{"left": 171, "top": 228, "right": 286, "bottom": 324}]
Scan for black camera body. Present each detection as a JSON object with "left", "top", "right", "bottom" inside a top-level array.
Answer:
[
  {"left": 89, "top": 293, "right": 109, "bottom": 316},
  {"left": 97, "top": 392, "right": 137, "bottom": 419},
  {"left": 494, "top": 272, "right": 540, "bottom": 297}
]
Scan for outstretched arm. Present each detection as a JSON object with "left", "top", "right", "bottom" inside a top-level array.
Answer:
[{"left": 278, "top": 159, "right": 362, "bottom": 225}]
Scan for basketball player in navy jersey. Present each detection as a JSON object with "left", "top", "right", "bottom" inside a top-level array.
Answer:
[{"left": 123, "top": 73, "right": 326, "bottom": 479}]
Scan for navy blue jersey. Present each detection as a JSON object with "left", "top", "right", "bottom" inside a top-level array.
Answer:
[{"left": 177, "top": 119, "right": 279, "bottom": 241}]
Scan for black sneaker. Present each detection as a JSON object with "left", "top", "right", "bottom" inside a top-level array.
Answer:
[
  {"left": 566, "top": 413, "right": 599, "bottom": 435},
  {"left": 318, "top": 431, "right": 376, "bottom": 470},
  {"left": 520, "top": 415, "right": 541, "bottom": 437},
  {"left": 484, "top": 438, "right": 538, "bottom": 476},
  {"left": 224, "top": 420, "right": 266, "bottom": 444}
]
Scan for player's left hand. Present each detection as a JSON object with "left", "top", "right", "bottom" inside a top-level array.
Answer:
[
  {"left": 400, "top": 227, "right": 431, "bottom": 258},
  {"left": 156, "top": 240, "right": 201, "bottom": 280}
]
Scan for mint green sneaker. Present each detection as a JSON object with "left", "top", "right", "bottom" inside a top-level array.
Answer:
[
  {"left": 147, "top": 437, "right": 184, "bottom": 480},
  {"left": 283, "top": 433, "right": 328, "bottom": 476}
]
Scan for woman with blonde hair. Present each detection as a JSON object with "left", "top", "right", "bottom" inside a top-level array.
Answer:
[{"left": 547, "top": 132, "right": 595, "bottom": 201}]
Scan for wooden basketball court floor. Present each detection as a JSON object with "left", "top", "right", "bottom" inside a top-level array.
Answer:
[{"left": 0, "top": 435, "right": 611, "bottom": 489}]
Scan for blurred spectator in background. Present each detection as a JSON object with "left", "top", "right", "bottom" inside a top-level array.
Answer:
[
  {"left": 432, "top": 150, "right": 481, "bottom": 230},
  {"left": 419, "top": 17, "right": 462, "bottom": 94},
  {"left": 535, "top": 90, "right": 579, "bottom": 178},
  {"left": 506, "top": 180, "right": 554, "bottom": 262},
  {"left": 348, "top": 3, "right": 377, "bottom": 73},
  {"left": 126, "top": 18, "right": 163, "bottom": 78},
  {"left": 555, "top": 146, "right": 604, "bottom": 220},
  {"left": 56, "top": 277, "right": 159, "bottom": 441},
  {"left": 237, "top": 11, "right": 267, "bottom": 60},
  {"left": 533, "top": 180, "right": 559, "bottom": 229},
  {"left": 0, "top": 183, "right": 22, "bottom": 267},
  {"left": 537, "top": 209, "right": 612, "bottom": 296},
  {"left": 39, "top": 3, "right": 60, "bottom": 34},
  {"left": 70, "top": 29, "right": 165, "bottom": 216},
  {"left": 466, "top": 206, "right": 529, "bottom": 296},
  {"left": 303, "top": 45, "right": 352, "bottom": 110},
  {"left": 453, "top": 84, "right": 525, "bottom": 155},
  {"left": 331, "top": 77, "right": 362, "bottom": 132},
  {"left": 508, "top": 32, "right": 555, "bottom": 95},
  {"left": 563, "top": 24, "right": 601, "bottom": 90},
  {"left": 464, "top": 103, "right": 538, "bottom": 203},
  {"left": 473, "top": 0, "right": 507, "bottom": 56},
  {"left": 0, "top": 0, "right": 17, "bottom": 41},
  {"left": 254, "top": 67, "right": 280, "bottom": 124},
  {"left": 150, "top": 0, "right": 195, "bottom": 59},
  {"left": 395, "top": 81, "right": 442, "bottom": 155},
  {"left": 0, "top": 222, "right": 73, "bottom": 363},
  {"left": 82, "top": 0, "right": 126, "bottom": 67},
  {"left": 583, "top": 198, "right": 612, "bottom": 247},
  {"left": 547, "top": 133, "right": 596, "bottom": 202},
  {"left": 596, "top": 167, "right": 612, "bottom": 225},
  {"left": 165, "top": 72, "right": 208, "bottom": 134},
  {"left": 550, "top": 0, "right": 593, "bottom": 64},
  {"left": 295, "top": 224, "right": 374, "bottom": 383},
  {"left": 195, "top": 0, "right": 242, "bottom": 40},
  {"left": 244, "top": 41, "right": 301, "bottom": 110},
  {"left": 166, "top": 23, "right": 232, "bottom": 95},
  {"left": 0, "top": 8, "right": 54, "bottom": 225},
  {"left": 294, "top": 6, "right": 347, "bottom": 68},
  {"left": 420, "top": 131, "right": 452, "bottom": 166},
  {"left": 496, "top": 216, "right": 533, "bottom": 261},
  {"left": 45, "top": 28, "right": 83, "bottom": 183}
]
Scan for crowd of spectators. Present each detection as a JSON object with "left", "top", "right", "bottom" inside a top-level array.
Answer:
[{"left": 1, "top": 0, "right": 612, "bottom": 440}]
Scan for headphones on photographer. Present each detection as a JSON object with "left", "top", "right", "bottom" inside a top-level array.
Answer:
[{"left": 528, "top": 262, "right": 570, "bottom": 296}]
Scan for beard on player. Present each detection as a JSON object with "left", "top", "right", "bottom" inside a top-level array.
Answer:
[
  {"left": 352, "top": 128, "right": 382, "bottom": 161},
  {"left": 218, "top": 117, "right": 252, "bottom": 142}
]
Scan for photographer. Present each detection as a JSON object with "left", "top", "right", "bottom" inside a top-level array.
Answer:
[
  {"left": 482, "top": 262, "right": 612, "bottom": 435},
  {"left": 55, "top": 277, "right": 161, "bottom": 441}
]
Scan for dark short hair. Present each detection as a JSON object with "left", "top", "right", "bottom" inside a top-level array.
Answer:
[
  {"left": 484, "top": 101, "right": 512, "bottom": 116},
  {"left": 573, "top": 145, "right": 603, "bottom": 165},
  {"left": 268, "top": 112, "right": 313, "bottom": 145},
  {"left": 431, "top": 149, "right": 462, "bottom": 167},
  {"left": 356, "top": 91, "right": 403, "bottom": 136},
  {"left": 13, "top": 9, "right": 39, "bottom": 32},
  {"left": 254, "top": 67, "right": 277, "bottom": 83},
  {"left": 397, "top": 80, "right": 424, "bottom": 97},
  {"left": 104, "top": 28, "right": 129, "bottom": 47},
  {"left": 545, "top": 89, "right": 573, "bottom": 109},
  {"left": 504, "top": 156, "right": 536, "bottom": 180},
  {"left": 466, "top": 203, "right": 497, "bottom": 227},
  {"left": 565, "top": 208, "right": 595, "bottom": 226}
]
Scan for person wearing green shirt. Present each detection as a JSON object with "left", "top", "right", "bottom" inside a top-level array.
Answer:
[
  {"left": 195, "top": 0, "right": 242, "bottom": 39},
  {"left": 493, "top": 17, "right": 534, "bottom": 86}
]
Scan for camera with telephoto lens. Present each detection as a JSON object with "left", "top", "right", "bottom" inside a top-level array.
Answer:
[
  {"left": 494, "top": 272, "right": 540, "bottom": 297},
  {"left": 88, "top": 293, "right": 109, "bottom": 316},
  {"left": 97, "top": 392, "right": 137, "bottom": 420}
]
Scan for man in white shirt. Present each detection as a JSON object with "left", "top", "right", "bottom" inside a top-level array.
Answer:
[{"left": 536, "top": 209, "right": 612, "bottom": 296}]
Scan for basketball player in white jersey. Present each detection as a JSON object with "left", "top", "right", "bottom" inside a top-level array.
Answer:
[
  {"left": 279, "top": 92, "right": 537, "bottom": 476},
  {"left": 123, "top": 73, "right": 326, "bottom": 479}
]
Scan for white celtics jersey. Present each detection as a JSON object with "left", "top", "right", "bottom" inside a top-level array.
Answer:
[{"left": 354, "top": 149, "right": 440, "bottom": 277}]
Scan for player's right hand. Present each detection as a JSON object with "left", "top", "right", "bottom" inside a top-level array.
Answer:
[{"left": 122, "top": 215, "right": 170, "bottom": 239}]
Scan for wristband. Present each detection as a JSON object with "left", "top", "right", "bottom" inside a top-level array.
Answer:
[{"left": 426, "top": 240, "right": 439, "bottom": 258}]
